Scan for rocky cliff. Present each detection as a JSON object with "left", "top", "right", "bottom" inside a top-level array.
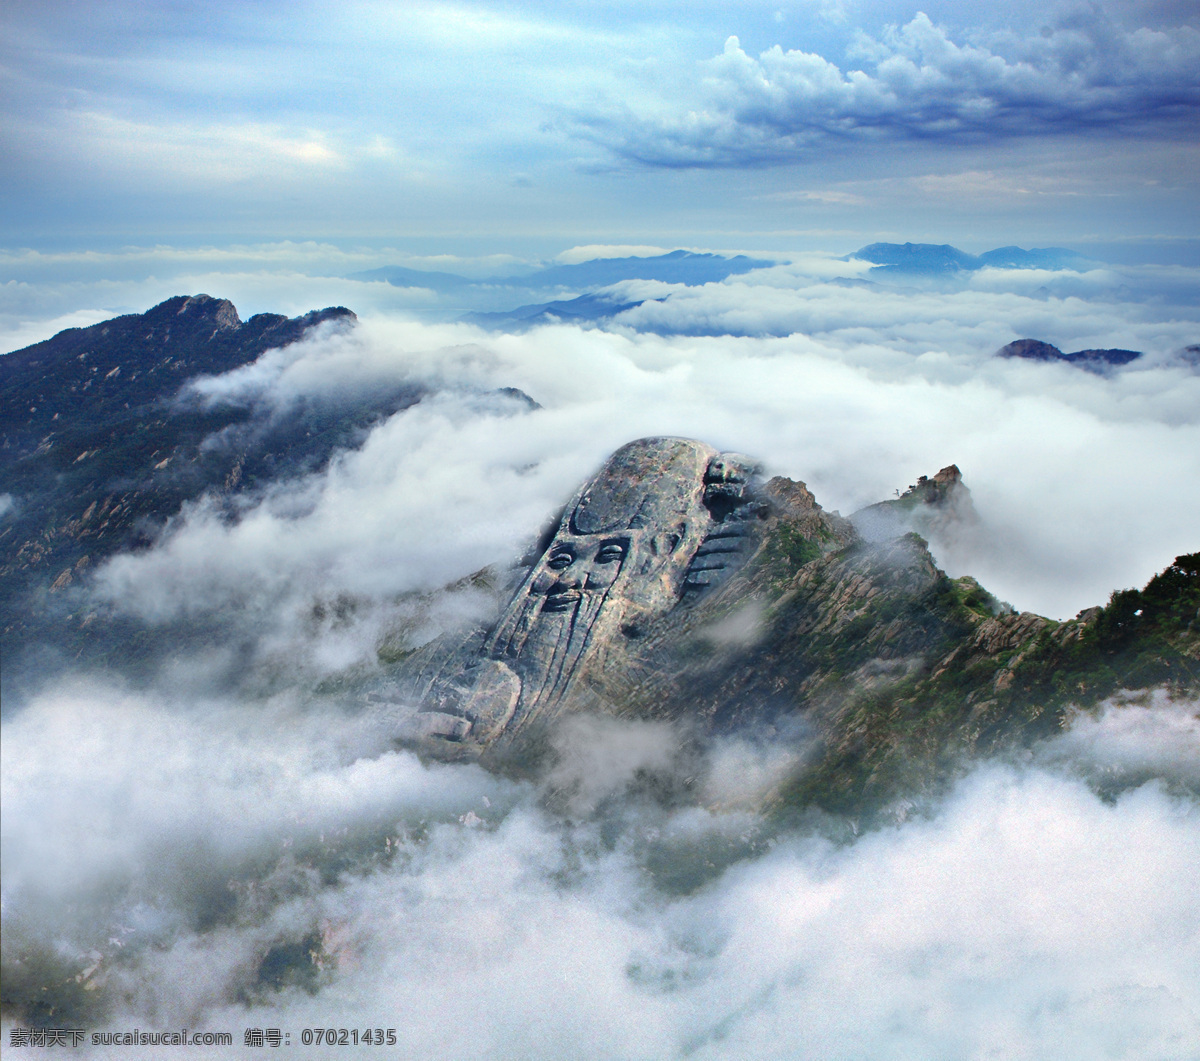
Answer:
[
  {"left": 0, "top": 296, "right": 405, "bottom": 690},
  {"left": 377, "top": 438, "right": 1200, "bottom": 821},
  {"left": 4, "top": 301, "right": 1196, "bottom": 823}
]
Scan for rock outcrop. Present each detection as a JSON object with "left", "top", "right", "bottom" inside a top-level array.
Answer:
[
  {"left": 0, "top": 296, "right": 388, "bottom": 694},
  {"left": 390, "top": 438, "right": 774, "bottom": 748},
  {"left": 995, "top": 338, "right": 1141, "bottom": 370},
  {"left": 850, "top": 464, "right": 980, "bottom": 548},
  {"left": 377, "top": 438, "right": 1200, "bottom": 819}
]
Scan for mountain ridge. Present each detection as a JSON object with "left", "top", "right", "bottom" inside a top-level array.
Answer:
[
  {"left": 850, "top": 242, "right": 1093, "bottom": 275},
  {"left": 372, "top": 438, "right": 1199, "bottom": 821},
  {"left": 0, "top": 296, "right": 414, "bottom": 698},
  {"left": 4, "top": 300, "right": 1195, "bottom": 826},
  {"left": 995, "top": 337, "right": 1142, "bottom": 370},
  {"left": 349, "top": 249, "right": 775, "bottom": 294}
]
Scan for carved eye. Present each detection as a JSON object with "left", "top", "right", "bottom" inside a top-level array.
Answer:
[
  {"left": 547, "top": 551, "right": 574, "bottom": 570},
  {"left": 594, "top": 542, "right": 625, "bottom": 564}
]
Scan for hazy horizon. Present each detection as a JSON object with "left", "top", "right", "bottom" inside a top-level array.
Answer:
[
  {"left": 3, "top": 1, "right": 1197, "bottom": 251},
  {"left": 3, "top": 1, "right": 1198, "bottom": 1057}
]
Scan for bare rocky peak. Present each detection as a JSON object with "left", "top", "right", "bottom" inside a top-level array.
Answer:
[
  {"left": 995, "top": 337, "right": 1141, "bottom": 370},
  {"left": 850, "top": 463, "right": 978, "bottom": 549},
  {"left": 378, "top": 437, "right": 1198, "bottom": 819},
  {"left": 761, "top": 475, "right": 819, "bottom": 514},
  {"left": 173, "top": 293, "right": 241, "bottom": 329}
]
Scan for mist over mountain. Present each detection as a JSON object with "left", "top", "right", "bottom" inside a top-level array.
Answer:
[
  {"left": 349, "top": 242, "right": 1171, "bottom": 332},
  {"left": 515, "top": 250, "right": 774, "bottom": 289},
  {"left": 3, "top": 0, "right": 1198, "bottom": 1047},
  {"left": 0, "top": 296, "right": 553, "bottom": 701},
  {"left": 344, "top": 265, "right": 478, "bottom": 293},
  {"left": 995, "top": 337, "right": 1144, "bottom": 372},
  {"left": 461, "top": 291, "right": 648, "bottom": 328},
  {"left": 2, "top": 251, "right": 1198, "bottom": 1057},
  {"left": 376, "top": 437, "right": 1197, "bottom": 821},
  {"left": 352, "top": 249, "right": 774, "bottom": 294},
  {"left": 4, "top": 290, "right": 1196, "bottom": 802},
  {"left": 851, "top": 243, "right": 1093, "bottom": 276}
]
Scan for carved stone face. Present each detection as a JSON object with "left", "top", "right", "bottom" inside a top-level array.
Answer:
[
  {"left": 703, "top": 453, "right": 760, "bottom": 520},
  {"left": 532, "top": 536, "right": 629, "bottom": 612},
  {"left": 481, "top": 437, "right": 719, "bottom": 729},
  {"left": 410, "top": 437, "right": 763, "bottom": 747}
]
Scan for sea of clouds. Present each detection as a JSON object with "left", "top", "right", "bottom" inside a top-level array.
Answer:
[
  {"left": 3, "top": 245, "right": 1199, "bottom": 1056},
  {"left": 55, "top": 246, "right": 1200, "bottom": 649},
  {"left": 3, "top": 680, "right": 1198, "bottom": 1058}
]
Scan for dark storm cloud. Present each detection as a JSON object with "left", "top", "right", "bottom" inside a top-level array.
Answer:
[{"left": 568, "top": 10, "right": 1200, "bottom": 167}]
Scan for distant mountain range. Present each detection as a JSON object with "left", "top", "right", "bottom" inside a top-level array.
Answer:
[
  {"left": 462, "top": 291, "right": 648, "bottom": 327},
  {"left": 515, "top": 250, "right": 773, "bottom": 288},
  {"left": 850, "top": 242, "right": 1093, "bottom": 275},
  {"left": 995, "top": 338, "right": 1143, "bottom": 371},
  {"left": 351, "top": 250, "right": 774, "bottom": 294},
  {"left": 351, "top": 244, "right": 1101, "bottom": 329},
  {"left": 345, "top": 264, "right": 478, "bottom": 293},
  {"left": 354, "top": 245, "right": 1095, "bottom": 302}
]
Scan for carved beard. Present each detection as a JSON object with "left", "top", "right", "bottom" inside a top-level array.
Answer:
[
  {"left": 466, "top": 437, "right": 724, "bottom": 737},
  {"left": 484, "top": 553, "right": 626, "bottom": 729}
]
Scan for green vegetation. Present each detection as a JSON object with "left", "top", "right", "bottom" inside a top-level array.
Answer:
[
  {"left": 945, "top": 575, "right": 1010, "bottom": 620},
  {"left": 1008, "top": 552, "right": 1200, "bottom": 708},
  {"left": 770, "top": 549, "right": 1200, "bottom": 824},
  {"left": 771, "top": 523, "right": 824, "bottom": 568},
  {"left": 1093, "top": 552, "right": 1200, "bottom": 647}
]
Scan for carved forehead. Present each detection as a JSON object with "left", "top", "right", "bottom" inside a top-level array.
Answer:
[
  {"left": 569, "top": 437, "right": 716, "bottom": 535},
  {"left": 706, "top": 452, "right": 761, "bottom": 482}
]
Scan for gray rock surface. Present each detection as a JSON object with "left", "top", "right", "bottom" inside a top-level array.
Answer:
[
  {"left": 372, "top": 437, "right": 1199, "bottom": 820},
  {"left": 391, "top": 437, "right": 768, "bottom": 750}
]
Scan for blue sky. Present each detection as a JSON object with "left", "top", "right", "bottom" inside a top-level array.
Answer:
[
  {"left": 2, "top": 0, "right": 1197, "bottom": 257},
  {"left": 4, "top": 0, "right": 1195, "bottom": 682},
  {"left": 4, "top": 7, "right": 1200, "bottom": 1050}
]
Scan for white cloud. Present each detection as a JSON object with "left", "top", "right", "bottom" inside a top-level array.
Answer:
[
  {"left": 3, "top": 684, "right": 1197, "bottom": 1057},
  {"left": 567, "top": 12, "right": 1200, "bottom": 166},
  {"left": 545, "top": 714, "right": 682, "bottom": 815},
  {"left": 1037, "top": 691, "right": 1200, "bottom": 791},
  {"left": 556, "top": 244, "right": 674, "bottom": 264},
  {"left": 0, "top": 243, "right": 528, "bottom": 277},
  {"left": 19, "top": 111, "right": 352, "bottom": 185},
  {"left": 0, "top": 303, "right": 117, "bottom": 353},
  {"left": 762, "top": 188, "right": 867, "bottom": 204}
]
